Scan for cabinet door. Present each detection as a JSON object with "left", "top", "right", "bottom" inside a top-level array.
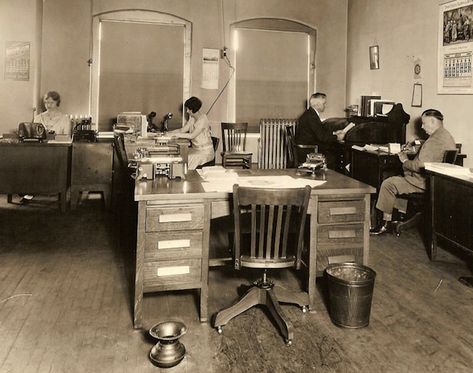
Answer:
[
  {"left": 72, "top": 142, "right": 113, "bottom": 185},
  {"left": 434, "top": 176, "right": 473, "bottom": 250}
]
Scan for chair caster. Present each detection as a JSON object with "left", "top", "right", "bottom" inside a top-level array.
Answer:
[
  {"left": 302, "top": 305, "right": 308, "bottom": 313},
  {"left": 216, "top": 326, "right": 223, "bottom": 335},
  {"left": 285, "top": 339, "right": 292, "bottom": 346}
]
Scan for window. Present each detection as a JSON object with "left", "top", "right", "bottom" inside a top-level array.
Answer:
[
  {"left": 91, "top": 11, "right": 191, "bottom": 131},
  {"left": 229, "top": 19, "right": 316, "bottom": 131}
]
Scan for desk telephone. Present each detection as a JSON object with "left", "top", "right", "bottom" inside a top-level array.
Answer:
[{"left": 18, "top": 122, "right": 47, "bottom": 142}]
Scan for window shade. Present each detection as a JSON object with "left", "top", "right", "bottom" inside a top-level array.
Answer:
[
  {"left": 99, "top": 21, "right": 184, "bottom": 130},
  {"left": 235, "top": 29, "right": 308, "bottom": 130}
]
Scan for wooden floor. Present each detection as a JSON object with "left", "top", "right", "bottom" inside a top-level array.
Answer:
[{"left": 1, "top": 195, "right": 473, "bottom": 373}]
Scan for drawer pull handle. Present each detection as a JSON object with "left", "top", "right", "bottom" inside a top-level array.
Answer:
[
  {"left": 328, "top": 255, "right": 355, "bottom": 264},
  {"left": 157, "top": 266, "right": 190, "bottom": 276},
  {"left": 328, "top": 230, "right": 356, "bottom": 239},
  {"left": 158, "top": 239, "right": 191, "bottom": 250},
  {"left": 329, "top": 207, "right": 357, "bottom": 216},
  {"left": 159, "top": 213, "right": 192, "bottom": 223}
]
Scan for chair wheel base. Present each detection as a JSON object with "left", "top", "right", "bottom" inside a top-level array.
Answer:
[
  {"left": 285, "top": 339, "right": 292, "bottom": 346},
  {"left": 302, "top": 305, "right": 308, "bottom": 313},
  {"left": 216, "top": 326, "right": 223, "bottom": 335}
]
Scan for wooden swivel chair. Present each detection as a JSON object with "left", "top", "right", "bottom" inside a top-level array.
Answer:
[
  {"left": 221, "top": 122, "right": 252, "bottom": 168},
  {"left": 197, "top": 136, "right": 220, "bottom": 168},
  {"left": 214, "top": 185, "right": 312, "bottom": 345},
  {"left": 393, "top": 149, "right": 459, "bottom": 237},
  {"left": 285, "top": 126, "right": 318, "bottom": 167}
]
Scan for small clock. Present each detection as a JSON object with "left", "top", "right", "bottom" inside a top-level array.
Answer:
[{"left": 414, "top": 63, "right": 421, "bottom": 75}]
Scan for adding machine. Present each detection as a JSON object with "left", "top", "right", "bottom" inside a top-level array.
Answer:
[{"left": 127, "top": 135, "right": 187, "bottom": 180}]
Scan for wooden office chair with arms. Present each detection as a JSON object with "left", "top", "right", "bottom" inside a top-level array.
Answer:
[
  {"left": 214, "top": 184, "right": 311, "bottom": 345},
  {"left": 393, "top": 149, "right": 459, "bottom": 237},
  {"left": 221, "top": 122, "right": 252, "bottom": 168}
]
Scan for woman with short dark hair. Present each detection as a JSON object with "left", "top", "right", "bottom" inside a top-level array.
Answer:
[
  {"left": 169, "top": 96, "right": 214, "bottom": 169},
  {"left": 34, "top": 91, "right": 71, "bottom": 135}
]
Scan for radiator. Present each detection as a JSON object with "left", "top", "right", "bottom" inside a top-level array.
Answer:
[{"left": 258, "top": 119, "right": 296, "bottom": 169}]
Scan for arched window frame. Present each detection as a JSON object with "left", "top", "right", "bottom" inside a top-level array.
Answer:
[
  {"left": 90, "top": 10, "right": 192, "bottom": 128},
  {"left": 227, "top": 17, "right": 317, "bottom": 122}
]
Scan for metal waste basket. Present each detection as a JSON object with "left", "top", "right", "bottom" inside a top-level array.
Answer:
[{"left": 325, "top": 262, "right": 376, "bottom": 328}]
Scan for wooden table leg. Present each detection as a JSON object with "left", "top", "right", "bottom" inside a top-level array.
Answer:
[
  {"left": 134, "top": 202, "right": 146, "bottom": 329},
  {"left": 7, "top": 194, "right": 13, "bottom": 203},
  {"left": 308, "top": 197, "right": 318, "bottom": 312},
  {"left": 59, "top": 191, "right": 67, "bottom": 213},
  {"left": 70, "top": 188, "right": 80, "bottom": 210},
  {"left": 429, "top": 175, "right": 437, "bottom": 261},
  {"left": 199, "top": 201, "right": 211, "bottom": 323}
]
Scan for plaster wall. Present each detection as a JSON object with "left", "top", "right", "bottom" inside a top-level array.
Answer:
[
  {"left": 0, "top": 0, "right": 348, "bottom": 135},
  {"left": 0, "top": 0, "right": 39, "bottom": 133},
  {"left": 347, "top": 0, "right": 472, "bottom": 167}
]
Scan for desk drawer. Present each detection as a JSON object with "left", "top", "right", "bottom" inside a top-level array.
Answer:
[
  {"left": 146, "top": 204, "right": 204, "bottom": 232},
  {"left": 316, "top": 247, "right": 364, "bottom": 274},
  {"left": 317, "top": 224, "right": 364, "bottom": 248},
  {"left": 318, "top": 200, "right": 365, "bottom": 223},
  {"left": 144, "top": 258, "right": 202, "bottom": 287},
  {"left": 145, "top": 231, "right": 203, "bottom": 261}
]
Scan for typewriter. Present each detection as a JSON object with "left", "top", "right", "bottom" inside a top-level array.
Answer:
[{"left": 298, "top": 152, "right": 327, "bottom": 176}]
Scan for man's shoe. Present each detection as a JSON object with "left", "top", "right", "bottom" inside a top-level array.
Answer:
[{"left": 370, "top": 221, "right": 392, "bottom": 236}]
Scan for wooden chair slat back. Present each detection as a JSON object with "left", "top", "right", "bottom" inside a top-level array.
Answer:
[
  {"left": 443, "top": 149, "right": 458, "bottom": 164},
  {"left": 233, "top": 185, "right": 311, "bottom": 269},
  {"left": 222, "top": 122, "right": 248, "bottom": 152}
]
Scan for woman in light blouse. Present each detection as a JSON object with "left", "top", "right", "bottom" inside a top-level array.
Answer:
[
  {"left": 34, "top": 91, "right": 71, "bottom": 136},
  {"left": 169, "top": 96, "right": 214, "bottom": 170}
]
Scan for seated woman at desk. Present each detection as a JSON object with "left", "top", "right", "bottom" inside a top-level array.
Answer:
[
  {"left": 20, "top": 91, "right": 70, "bottom": 204},
  {"left": 34, "top": 91, "right": 71, "bottom": 136},
  {"left": 169, "top": 96, "right": 214, "bottom": 170}
]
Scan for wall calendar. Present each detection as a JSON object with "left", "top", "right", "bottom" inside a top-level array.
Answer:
[{"left": 438, "top": 0, "right": 473, "bottom": 94}]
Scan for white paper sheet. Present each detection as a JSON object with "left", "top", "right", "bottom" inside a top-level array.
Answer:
[
  {"left": 201, "top": 48, "right": 220, "bottom": 90},
  {"left": 200, "top": 175, "right": 326, "bottom": 193}
]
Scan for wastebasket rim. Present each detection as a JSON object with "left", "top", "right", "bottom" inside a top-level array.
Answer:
[{"left": 324, "top": 263, "right": 376, "bottom": 282}]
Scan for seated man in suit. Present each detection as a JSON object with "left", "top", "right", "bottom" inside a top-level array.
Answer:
[
  {"left": 370, "top": 109, "right": 456, "bottom": 235},
  {"left": 295, "top": 92, "right": 345, "bottom": 169}
]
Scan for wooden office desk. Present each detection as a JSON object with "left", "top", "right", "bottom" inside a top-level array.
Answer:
[
  {"left": 132, "top": 169, "right": 375, "bottom": 328},
  {"left": 351, "top": 148, "right": 467, "bottom": 191},
  {"left": 427, "top": 167, "right": 473, "bottom": 261},
  {"left": 0, "top": 141, "right": 71, "bottom": 212}
]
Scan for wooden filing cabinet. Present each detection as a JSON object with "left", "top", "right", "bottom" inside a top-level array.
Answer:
[
  {"left": 71, "top": 141, "right": 114, "bottom": 209},
  {"left": 134, "top": 199, "right": 210, "bottom": 329},
  {"left": 314, "top": 195, "right": 368, "bottom": 275}
]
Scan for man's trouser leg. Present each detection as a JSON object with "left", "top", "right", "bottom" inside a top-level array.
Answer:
[{"left": 376, "top": 176, "right": 424, "bottom": 216}]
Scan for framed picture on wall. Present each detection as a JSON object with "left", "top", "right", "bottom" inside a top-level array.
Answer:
[
  {"left": 369, "top": 45, "right": 379, "bottom": 70},
  {"left": 411, "top": 83, "right": 422, "bottom": 107},
  {"left": 438, "top": 0, "right": 473, "bottom": 94}
]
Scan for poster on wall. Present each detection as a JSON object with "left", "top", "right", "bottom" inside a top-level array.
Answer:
[
  {"left": 201, "top": 48, "right": 219, "bottom": 89},
  {"left": 438, "top": 0, "right": 473, "bottom": 94},
  {"left": 4, "top": 41, "right": 30, "bottom": 81}
]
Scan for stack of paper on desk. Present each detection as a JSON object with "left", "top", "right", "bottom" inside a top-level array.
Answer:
[
  {"left": 352, "top": 144, "right": 389, "bottom": 152},
  {"left": 197, "top": 166, "right": 238, "bottom": 179},
  {"left": 425, "top": 162, "right": 473, "bottom": 176},
  {"left": 200, "top": 173, "right": 326, "bottom": 193}
]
